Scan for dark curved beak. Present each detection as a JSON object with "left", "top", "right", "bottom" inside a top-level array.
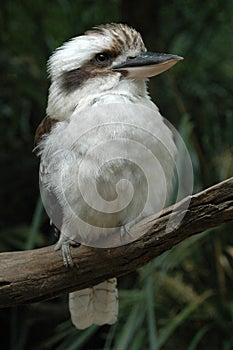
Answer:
[{"left": 112, "top": 52, "right": 183, "bottom": 79}]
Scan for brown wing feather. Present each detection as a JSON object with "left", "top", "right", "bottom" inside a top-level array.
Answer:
[
  {"left": 34, "top": 115, "right": 58, "bottom": 147},
  {"left": 34, "top": 115, "right": 61, "bottom": 236}
]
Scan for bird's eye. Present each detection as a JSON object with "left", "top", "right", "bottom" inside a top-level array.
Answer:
[{"left": 95, "top": 52, "right": 110, "bottom": 64}]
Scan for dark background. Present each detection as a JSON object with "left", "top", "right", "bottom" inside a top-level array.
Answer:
[{"left": 0, "top": 1, "right": 233, "bottom": 349}]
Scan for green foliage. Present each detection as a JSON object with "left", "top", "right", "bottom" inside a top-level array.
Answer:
[{"left": 0, "top": 0, "right": 232, "bottom": 349}]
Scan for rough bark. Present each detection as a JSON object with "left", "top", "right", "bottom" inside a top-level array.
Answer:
[{"left": 0, "top": 177, "right": 232, "bottom": 308}]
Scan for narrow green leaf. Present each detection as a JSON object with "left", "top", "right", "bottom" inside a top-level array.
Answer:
[
  {"left": 55, "top": 326, "right": 98, "bottom": 350},
  {"left": 146, "top": 275, "right": 158, "bottom": 350},
  {"left": 25, "top": 197, "right": 43, "bottom": 250},
  {"left": 114, "top": 304, "right": 145, "bottom": 350},
  {"left": 158, "top": 291, "right": 212, "bottom": 348},
  {"left": 187, "top": 325, "right": 210, "bottom": 350}
]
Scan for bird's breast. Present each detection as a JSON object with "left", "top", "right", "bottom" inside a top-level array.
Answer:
[{"left": 39, "top": 99, "right": 177, "bottom": 246}]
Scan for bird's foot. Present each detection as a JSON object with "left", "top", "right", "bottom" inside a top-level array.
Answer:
[
  {"left": 120, "top": 223, "right": 133, "bottom": 243},
  {"left": 55, "top": 239, "right": 80, "bottom": 269}
]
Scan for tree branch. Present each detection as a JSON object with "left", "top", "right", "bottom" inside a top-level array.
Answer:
[{"left": 0, "top": 177, "right": 233, "bottom": 308}]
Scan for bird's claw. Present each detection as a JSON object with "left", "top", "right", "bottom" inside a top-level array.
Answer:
[
  {"left": 60, "top": 240, "right": 80, "bottom": 269},
  {"left": 120, "top": 223, "right": 133, "bottom": 243}
]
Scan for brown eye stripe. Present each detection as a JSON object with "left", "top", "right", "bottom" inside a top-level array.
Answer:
[
  {"left": 60, "top": 23, "right": 146, "bottom": 94},
  {"left": 60, "top": 51, "right": 117, "bottom": 93},
  {"left": 61, "top": 68, "right": 90, "bottom": 93}
]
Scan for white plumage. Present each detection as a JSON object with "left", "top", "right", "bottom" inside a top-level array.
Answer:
[{"left": 37, "top": 23, "right": 182, "bottom": 329}]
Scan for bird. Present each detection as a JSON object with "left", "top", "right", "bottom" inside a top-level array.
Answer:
[{"left": 35, "top": 23, "right": 183, "bottom": 330}]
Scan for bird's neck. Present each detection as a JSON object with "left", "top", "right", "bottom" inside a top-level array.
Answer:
[{"left": 47, "top": 79, "right": 149, "bottom": 121}]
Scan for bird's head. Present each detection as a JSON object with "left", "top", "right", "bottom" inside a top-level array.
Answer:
[{"left": 47, "top": 23, "right": 183, "bottom": 120}]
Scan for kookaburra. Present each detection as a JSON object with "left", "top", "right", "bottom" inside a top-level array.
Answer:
[{"left": 35, "top": 23, "right": 182, "bottom": 330}]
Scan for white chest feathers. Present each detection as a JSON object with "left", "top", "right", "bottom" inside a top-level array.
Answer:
[{"left": 39, "top": 96, "right": 177, "bottom": 247}]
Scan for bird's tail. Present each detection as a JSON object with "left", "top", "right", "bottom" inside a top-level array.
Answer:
[{"left": 69, "top": 278, "right": 118, "bottom": 329}]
